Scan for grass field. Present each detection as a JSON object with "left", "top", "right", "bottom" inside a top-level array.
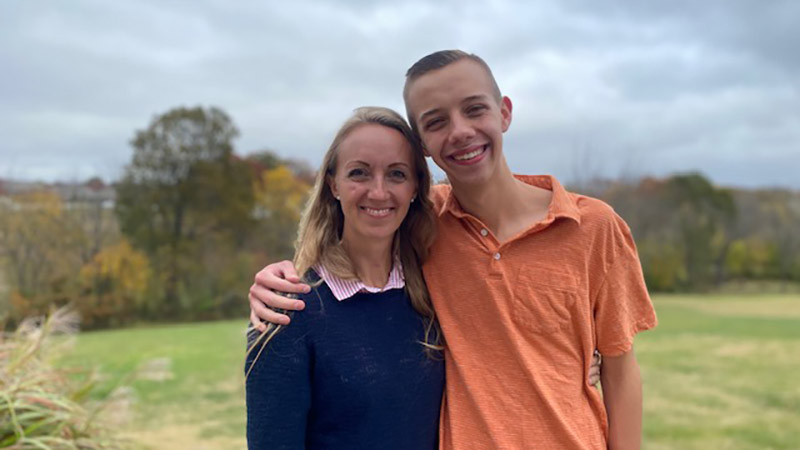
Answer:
[{"left": 59, "top": 294, "right": 800, "bottom": 449}]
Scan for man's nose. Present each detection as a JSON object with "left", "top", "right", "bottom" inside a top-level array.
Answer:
[{"left": 448, "top": 114, "right": 476, "bottom": 145}]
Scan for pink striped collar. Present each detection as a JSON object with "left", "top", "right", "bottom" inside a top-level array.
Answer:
[{"left": 313, "top": 259, "right": 405, "bottom": 301}]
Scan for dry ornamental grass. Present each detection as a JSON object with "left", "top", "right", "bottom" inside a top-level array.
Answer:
[{"left": 0, "top": 307, "right": 130, "bottom": 449}]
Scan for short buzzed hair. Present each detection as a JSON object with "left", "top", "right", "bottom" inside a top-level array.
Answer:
[{"left": 402, "top": 50, "right": 502, "bottom": 133}]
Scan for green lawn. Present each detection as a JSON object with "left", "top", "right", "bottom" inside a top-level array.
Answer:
[
  {"left": 60, "top": 294, "right": 800, "bottom": 449},
  {"left": 59, "top": 320, "right": 249, "bottom": 449},
  {"left": 638, "top": 295, "right": 800, "bottom": 449}
]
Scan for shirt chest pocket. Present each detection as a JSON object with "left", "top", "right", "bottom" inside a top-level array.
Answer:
[{"left": 512, "top": 270, "right": 578, "bottom": 335}]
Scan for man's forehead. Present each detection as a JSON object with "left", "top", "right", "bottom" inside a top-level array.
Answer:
[
  {"left": 410, "top": 60, "right": 489, "bottom": 88},
  {"left": 406, "top": 60, "right": 495, "bottom": 107}
]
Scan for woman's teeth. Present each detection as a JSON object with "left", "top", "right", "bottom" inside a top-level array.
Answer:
[{"left": 363, "top": 207, "right": 391, "bottom": 216}]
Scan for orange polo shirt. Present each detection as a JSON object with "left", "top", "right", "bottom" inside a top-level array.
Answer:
[{"left": 424, "top": 175, "right": 657, "bottom": 450}]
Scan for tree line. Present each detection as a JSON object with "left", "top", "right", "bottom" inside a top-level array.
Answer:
[
  {"left": 587, "top": 174, "right": 800, "bottom": 292},
  {"left": 1, "top": 106, "right": 798, "bottom": 330},
  {"left": 1, "top": 106, "right": 312, "bottom": 329}
]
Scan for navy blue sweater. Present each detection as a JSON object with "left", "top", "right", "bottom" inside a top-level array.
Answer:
[{"left": 245, "top": 276, "right": 444, "bottom": 450}]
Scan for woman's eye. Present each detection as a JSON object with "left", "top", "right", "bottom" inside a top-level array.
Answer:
[
  {"left": 389, "top": 170, "right": 408, "bottom": 181},
  {"left": 347, "top": 168, "right": 367, "bottom": 178}
]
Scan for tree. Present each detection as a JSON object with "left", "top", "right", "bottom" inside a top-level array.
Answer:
[
  {"left": 251, "top": 165, "right": 312, "bottom": 261},
  {"left": 663, "top": 173, "right": 736, "bottom": 290},
  {"left": 77, "top": 239, "right": 151, "bottom": 328},
  {"left": 246, "top": 149, "right": 285, "bottom": 172},
  {"left": 638, "top": 238, "right": 687, "bottom": 291},
  {"left": 115, "top": 106, "right": 255, "bottom": 317},
  {"left": 762, "top": 191, "right": 800, "bottom": 287},
  {"left": 0, "top": 191, "right": 86, "bottom": 322}
]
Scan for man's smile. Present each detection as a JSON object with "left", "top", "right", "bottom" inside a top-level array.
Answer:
[{"left": 449, "top": 144, "right": 489, "bottom": 165}]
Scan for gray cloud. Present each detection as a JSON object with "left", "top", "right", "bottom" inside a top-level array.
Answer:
[{"left": 1, "top": 0, "right": 797, "bottom": 188}]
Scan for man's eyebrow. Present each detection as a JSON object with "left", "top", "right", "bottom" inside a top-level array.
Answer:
[
  {"left": 418, "top": 94, "right": 491, "bottom": 123},
  {"left": 418, "top": 108, "right": 441, "bottom": 124},
  {"left": 463, "top": 94, "right": 490, "bottom": 103}
]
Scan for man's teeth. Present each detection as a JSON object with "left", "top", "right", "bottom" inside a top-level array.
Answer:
[{"left": 453, "top": 147, "right": 485, "bottom": 161}]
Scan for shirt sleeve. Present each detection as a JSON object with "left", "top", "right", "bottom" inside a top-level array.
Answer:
[
  {"left": 593, "top": 216, "right": 658, "bottom": 357},
  {"left": 245, "top": 305, "right": 314, "bottom": 450}
]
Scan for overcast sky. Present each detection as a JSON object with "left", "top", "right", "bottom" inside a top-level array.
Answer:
[{"left": 1, "top": 0, "right": 798, "bottom": 188}]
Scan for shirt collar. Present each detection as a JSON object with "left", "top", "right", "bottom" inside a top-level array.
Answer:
[
  {"left": 440, "top": 174, "right": 581, "bottom": 225},
  {"left": 313, "top": 258, "right": 405, "bottom": 302}
]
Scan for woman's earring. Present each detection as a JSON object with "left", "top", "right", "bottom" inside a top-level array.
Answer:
[
  {"left": 335, "top": 195, "right": 340, "bottom": 201},
  {"left": 411, "top": 196, "right": 416, "bottom": 203}
]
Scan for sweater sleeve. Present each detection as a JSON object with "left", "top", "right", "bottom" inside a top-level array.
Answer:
[{"left": 245, "top": 302, "right": 314, "bottom": 450}]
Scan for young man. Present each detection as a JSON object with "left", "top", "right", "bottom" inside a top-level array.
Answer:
[{"left": 249, "top": 50, "right": 657, "bottom": 449}]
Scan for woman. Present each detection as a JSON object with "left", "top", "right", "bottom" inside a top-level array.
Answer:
[{"left": 245, "top": 107, "right": 444, "bottom": 450}]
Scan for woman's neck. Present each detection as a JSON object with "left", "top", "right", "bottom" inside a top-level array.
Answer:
[{"left": 340, "top": 234, "right": 393, "bottom": 288}]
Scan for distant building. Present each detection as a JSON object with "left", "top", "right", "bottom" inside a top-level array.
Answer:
[{"left": 0, "top": 177, "right": 116, "bottom": 210}]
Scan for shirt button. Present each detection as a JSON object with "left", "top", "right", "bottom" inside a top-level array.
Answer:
[
  {"left": 480, "top": 228, "right": 488, "bottom": 237},
  {"left": 493, "top": 252, "right": 501, "bottom": 260}
]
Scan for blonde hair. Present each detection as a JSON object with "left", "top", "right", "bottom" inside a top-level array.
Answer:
[{"left": 246, "top": 107, "right": 441, "bottom": 379}]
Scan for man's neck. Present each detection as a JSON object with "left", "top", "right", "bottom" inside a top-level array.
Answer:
[
  {"left": 450, "top": 165, "right": 553, "bottom": 242},
  {"left": 340, "top": 234, "right": 393, "bottom": 288}
]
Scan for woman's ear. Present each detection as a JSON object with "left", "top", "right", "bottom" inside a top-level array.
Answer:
[{"left": 328, "top": 176, "right": 339, "bottom": 200}]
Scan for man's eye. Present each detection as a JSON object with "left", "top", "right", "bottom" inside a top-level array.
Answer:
[
  {"left": 424, "top": 119, "right": 443, "bottom": 130},
  {"left": 467, "top": 105, "right": 486, "bottom": 116}
]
